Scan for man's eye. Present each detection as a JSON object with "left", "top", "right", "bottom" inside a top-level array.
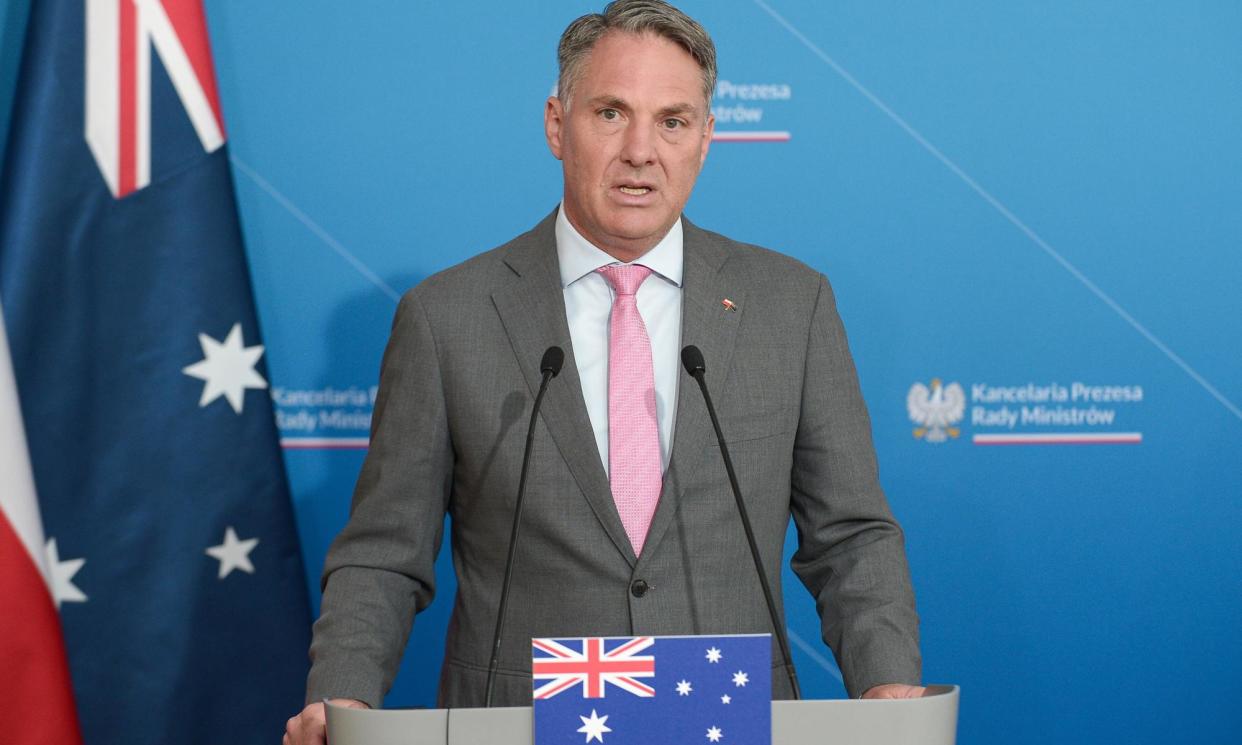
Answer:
[
  {"left": 600, "top": 109, "right": 619, "bottom": 121},
  {"left": 662, "top": 119, "right": 684, "bottom": 130}
]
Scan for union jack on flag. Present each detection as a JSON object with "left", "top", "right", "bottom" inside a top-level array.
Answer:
[{"left": 533, "top": 636, "right": 656, "bottom": 699}]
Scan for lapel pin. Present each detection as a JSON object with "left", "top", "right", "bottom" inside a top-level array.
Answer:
[{"left": 721, "top": 298, "right": 738, "bottom": 313}]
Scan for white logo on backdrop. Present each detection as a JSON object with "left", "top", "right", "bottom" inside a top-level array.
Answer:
[
  {"left": 907, "top": 379, "right": 966, "bottom": 443},
  {"left": 908, "top": 379, "right": 1146, "bottom": 446}
]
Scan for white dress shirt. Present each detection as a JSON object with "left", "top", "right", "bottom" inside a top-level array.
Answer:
[{"left": 556, "top": 205, "right": 683, "bottom": 476}]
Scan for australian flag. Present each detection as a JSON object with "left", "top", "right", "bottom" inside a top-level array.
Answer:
[
  {"left": 0, "top": 2, "right": 311, "bottom": 743},
  {"left": 533, "top": 635, "right": 772, "bottom": 745}
]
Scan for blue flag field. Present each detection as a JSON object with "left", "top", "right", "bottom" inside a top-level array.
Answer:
[{"left": 0, "top": 1, "right": 311, "bottom": 742}]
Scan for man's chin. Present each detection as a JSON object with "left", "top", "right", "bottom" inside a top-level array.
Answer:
[
  {"left": 602, "top": 217, "right": 676, "bottom": 245},
  {"left": 596, "top": 228, "right": 671, "bottom": 260}
]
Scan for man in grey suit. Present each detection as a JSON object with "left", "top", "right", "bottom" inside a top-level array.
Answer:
[{"left": 286, "top": 2, "right": 921, "bottom": 742}]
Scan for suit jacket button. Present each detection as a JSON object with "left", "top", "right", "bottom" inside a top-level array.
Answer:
[{"left": 630, "top": 580, "right": 649, "bottom": 598}]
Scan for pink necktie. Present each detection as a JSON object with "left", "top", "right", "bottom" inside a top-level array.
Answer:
[{"left": 597, "top": 264, "right": 662, "bottom": 556}]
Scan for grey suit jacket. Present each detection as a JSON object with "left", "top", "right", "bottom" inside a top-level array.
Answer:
[{"left": 306, "top": 212, "right": 920, "bottom": 707}]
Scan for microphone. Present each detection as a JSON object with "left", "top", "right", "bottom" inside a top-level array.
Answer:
[
  {"left": 680, "top": 345, "right": 801, "bottom": 700},
  {"left": 484, "top": 346, "right": 564, "bottom": 707}
]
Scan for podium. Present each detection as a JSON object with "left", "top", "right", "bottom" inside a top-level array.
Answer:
[{"left": 326, "top": 685, "right": 959, "bottom": 745}]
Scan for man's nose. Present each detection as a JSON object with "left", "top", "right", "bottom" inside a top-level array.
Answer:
[{"left": 619, "top": 122, "right": 657, "bottom": 168}]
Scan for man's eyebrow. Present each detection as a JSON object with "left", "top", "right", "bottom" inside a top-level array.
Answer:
[
  {"left": 586, "top": 95, "right": 629, "bottom": 110},
  {"left": 658, "top": 102, "right": 701, "bottom": 118}
]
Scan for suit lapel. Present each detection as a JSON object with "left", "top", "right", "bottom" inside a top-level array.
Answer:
[
  {"left": 491, "top": 213, "right": 638, "bottom": 565},
  {"left": 639, "top": 220, "right": 746, "bottom": 564}
]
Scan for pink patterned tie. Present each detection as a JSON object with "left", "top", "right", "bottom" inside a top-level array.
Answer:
[{"left": 597, "top": 264, "right": 662, "bottom": 556}]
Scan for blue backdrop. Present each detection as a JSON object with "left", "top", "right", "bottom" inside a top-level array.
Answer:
[{"left": 2, "top": 2, "right": 1239, "bottom": 744}]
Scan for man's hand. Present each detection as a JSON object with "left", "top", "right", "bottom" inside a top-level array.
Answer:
[
  {"left": 283, "top": 699, "right": 368, "bottom": 745},
  {"left": 861, "top": 683, "right": 926, "bottom": 699}
]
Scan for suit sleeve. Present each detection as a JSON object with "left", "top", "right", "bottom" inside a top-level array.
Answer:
[
  {"left": 788, "top": 274, "right": 921, "bottom": 698},
  {"left": 305, "top": 290, "right": 454, "bottom": 707}
]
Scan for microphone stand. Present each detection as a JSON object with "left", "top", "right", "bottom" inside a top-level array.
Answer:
[
  {"left": 484, "top": 347, "right": 563, "bottom": 707},
  {"left": 682, "top": 345, "right": 801, "bottom": 700}
]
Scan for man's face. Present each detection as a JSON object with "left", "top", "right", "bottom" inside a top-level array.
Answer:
[{"left": 545, "top": 31, "right": 714, "bottom": 262}]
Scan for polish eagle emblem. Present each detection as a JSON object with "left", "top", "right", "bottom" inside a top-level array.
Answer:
[{"left": 907, "top": 378, "right": 966, "bottom": 443}]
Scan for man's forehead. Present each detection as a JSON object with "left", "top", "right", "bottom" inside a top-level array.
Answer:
[{"left": 575, "top": 32, "right": 704, "bottom": 95}]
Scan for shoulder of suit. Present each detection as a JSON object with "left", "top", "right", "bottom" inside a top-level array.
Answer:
[
  {"left": 396, "top": 224, "right": 543, "bottom": 308},
  {"left": 398, "top": 215, "right": 830, "bottom": 306},
  {"left": 686, "top": 221, "right": 825, "bottom": 291}
]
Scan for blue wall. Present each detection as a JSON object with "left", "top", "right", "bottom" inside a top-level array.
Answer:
[{"left": 3, "top": 2, "right": 1240, "bottom": 743}]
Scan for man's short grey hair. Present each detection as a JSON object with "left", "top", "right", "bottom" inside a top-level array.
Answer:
[{"left": 557, "top": 0, "right": 717, "bottom": 110}]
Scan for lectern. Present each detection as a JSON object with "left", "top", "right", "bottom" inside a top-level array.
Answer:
[{"left": 326, "top": 685, "right": 959, "bottom": 745}]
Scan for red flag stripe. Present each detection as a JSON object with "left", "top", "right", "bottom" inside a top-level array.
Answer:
[
  {"left": 117, "top": 0, "right": 137, "bottom": 197},
  {"left": 161, "top": 0, "right": 225, "bottom": 134},
  {"left": 0, "top": 512, "right": 83, "bottom": 744}
]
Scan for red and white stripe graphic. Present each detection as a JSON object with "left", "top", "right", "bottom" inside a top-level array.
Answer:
[
  {"left": 0, "top": 301, "right": 83, "bottom": 743},
  {"left": 280, "top": 437, "right": 371, "bottom": 451},
  {"left": 973, "top": 432, "right": 1143, "bottom": 446},
  {"left": 85, "top": 0, "right": 225, "bottom": 198},
  {"left": 712, "top": 130, "right": 792, "bottom": 142}
]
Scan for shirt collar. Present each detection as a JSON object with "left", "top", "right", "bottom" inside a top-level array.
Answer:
[{"left": 555, "top": 203, "right": 684, "bottom": 289}]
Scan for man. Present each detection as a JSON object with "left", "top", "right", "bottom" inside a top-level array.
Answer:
[{"left": 286, "top": 2, "right": 921, "bottom": 742}]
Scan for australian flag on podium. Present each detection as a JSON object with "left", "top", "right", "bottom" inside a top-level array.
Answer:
[
  {"left": 533, "top": 635, "right": 772, "bottom": 745},
  {"left": 0, "top": 2, "right": 311, "bottom": 743}
]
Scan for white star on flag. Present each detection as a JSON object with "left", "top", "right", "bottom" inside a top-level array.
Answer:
[
  {"left": 732, "top": 671, "right": 749, "bottom": 687},
  {"left": 705, "top": 646, "right": 722, "bottom": 663},
  {"left": 720, "top": 694, "right": 731, "bottom": 704},
  {"left": 676, "top": 679, "right": 693, "bottom": 695},
  {"left": 45, "top": 538, "right": 87, "bottom": 608},
  {"left": 577, "top": 709, "right": 611, "bottom": 743},
  {"left": 205, "top": 526, "right": 259, "bottom": 579},
  {"left": 706, "top": 725, "right": 723, "bottom": 742},
  {"left": 182, "top": 323, "right": 267, "bottom": 414}
]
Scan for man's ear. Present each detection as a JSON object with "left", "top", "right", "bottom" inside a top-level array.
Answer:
[
  {"left": 545, "top": 96, "right": 566, "bottom": 160},
  {"left": 699, "top": 112, "right": 715, "bottom": 166}
]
